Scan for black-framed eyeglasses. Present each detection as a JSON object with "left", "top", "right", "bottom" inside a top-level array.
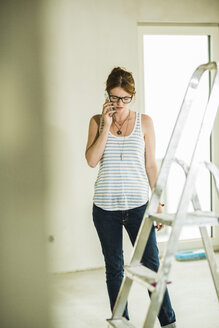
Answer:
[{"left": 109, "top": 95, "right": 133, "bottom": 104}]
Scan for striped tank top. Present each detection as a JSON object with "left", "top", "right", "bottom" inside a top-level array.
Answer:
[{"left": 93, "top": 112, "right": 149, "bottom": 211}]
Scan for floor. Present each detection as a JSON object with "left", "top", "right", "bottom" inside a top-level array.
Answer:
[{"left": 50, "top": 253, "right": 219, "bottom": 328}]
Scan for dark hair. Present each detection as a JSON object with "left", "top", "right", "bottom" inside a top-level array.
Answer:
[{"left": 106, "top": 67, "right": 136, "bottom": 97}]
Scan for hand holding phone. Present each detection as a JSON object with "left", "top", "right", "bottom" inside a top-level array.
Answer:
[
  {"left": 104, "top": 91, "right": 115, "bottom": 112},
  {"left": 102, "top": 92, "right": 115, "bottom": 126}
]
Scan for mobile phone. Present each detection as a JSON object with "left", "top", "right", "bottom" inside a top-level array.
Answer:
[{"left": 105, "top": 91, "right": 115, "bottom": 112}]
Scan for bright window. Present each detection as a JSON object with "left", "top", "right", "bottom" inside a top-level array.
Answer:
[{"left": 143, "top": 34, "right": 211, "bottom": 241}]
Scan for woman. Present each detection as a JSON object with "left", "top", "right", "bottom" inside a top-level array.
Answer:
[{"left": 85, "top": 67, "right": 176, "bottom": 327}]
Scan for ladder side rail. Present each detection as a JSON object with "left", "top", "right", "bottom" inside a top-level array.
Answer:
[
  {"left": 159, "top": 83, "right": 219, "bottom": 290},
  {"left": 199, "top": 226, "right": 219, "bottom": 300},
  {"left": 129, "top": 63, "right": 217, "bottom": 266},
  {"left": 204, "top": 161, "right": 219, "bottom": 197},
  {"left": 170, "top": 62, "right": 219, "bottom": 228},
  {"left": 147, "top": 61, "right": 217, "bottom": 220},
  {"left": 187, "top": 67, "right": 219, "bottom": 171},
  {"left": 142, "top": 274, "right": 170, "bottom": 328},
  {"left": 144, "top": 78, "right": 219, "bottom": 325},
  {"left": 142, "top": 156, "right": 219, "bottom": 327},
  {"left": 111, "top": 276, "right": 133, "bottom": 319},
  {"left": 174, "top": 158, "right": 219, "bottom": 217},
  {"left": 199, "top": 162, "right": 219, "bottom": 300},
  {"left": 142, "top": 163, "right": 201, "bottom": 327},
  {"left": 129, "top": 218, "right": 153, "bottom": 265},
  {"left": 174, "top": 158, "right": 219, "bottom": 300},
  {"left": 149, "top": 62, "right": 217, "bottom": 214}
]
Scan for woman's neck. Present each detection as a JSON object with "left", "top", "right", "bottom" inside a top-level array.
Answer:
[{"left": 113, "top": 109, "right": 130, "bottom": 123}]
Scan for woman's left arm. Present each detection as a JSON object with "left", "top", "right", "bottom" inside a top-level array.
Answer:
[{"left": 142, "top": 114, "right": 164, "bottom": 231}]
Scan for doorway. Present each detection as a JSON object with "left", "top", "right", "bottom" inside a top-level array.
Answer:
[{"left": 138, "top": 27, "right": 215, "bottom": 242}]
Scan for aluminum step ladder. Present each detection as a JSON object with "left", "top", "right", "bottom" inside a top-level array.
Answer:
[{"left": 107, "top": 62, "right": 219, "bottom": 328}]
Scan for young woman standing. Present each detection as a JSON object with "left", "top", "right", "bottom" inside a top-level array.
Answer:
[{"left": 85, "top": 67, "right": 176, "bottom": 327}]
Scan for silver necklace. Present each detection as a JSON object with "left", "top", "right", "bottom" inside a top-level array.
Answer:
[
  {"left": 113, "top": 111, "right": 130, "bottom": 135},
  {"left": 113, "top": 110, "right": 130, "bottom": 160}
]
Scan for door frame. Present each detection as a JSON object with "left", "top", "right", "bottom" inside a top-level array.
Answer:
[{"left": 137, "top": 23, "right": 219, "bottom": 253}]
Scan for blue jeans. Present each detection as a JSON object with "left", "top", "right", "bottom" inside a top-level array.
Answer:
[{"left": 92, "top": 202, "right": 176, "bottom": 327}]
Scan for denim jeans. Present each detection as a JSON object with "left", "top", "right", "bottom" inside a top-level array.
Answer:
[{"left": 92, "top": 202, "right": 176, "bottom": 327}]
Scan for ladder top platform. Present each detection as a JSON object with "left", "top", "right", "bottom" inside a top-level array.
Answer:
[{"left": 148, "top": 211, "right": 219, "bottom": 226}]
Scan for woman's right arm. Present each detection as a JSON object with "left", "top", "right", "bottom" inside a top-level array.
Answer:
[
  {"left": 85, "top": 99, "right": 115, "bottom": 168},
  {"left": 85, "top": 115, "right": 110, "bottom": 168}
]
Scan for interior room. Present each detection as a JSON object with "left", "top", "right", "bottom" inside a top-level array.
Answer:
[{"left": 1, "top": 1, "right": 219, "bottom": 328}]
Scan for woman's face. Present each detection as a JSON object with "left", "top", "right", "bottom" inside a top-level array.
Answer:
[{"left": 109, "top": 87, "right": 133, "bottom": 112}]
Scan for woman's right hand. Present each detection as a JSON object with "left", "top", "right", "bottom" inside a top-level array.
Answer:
[{"left": 102, "top": 99, "right": 115, "bottom": 127}]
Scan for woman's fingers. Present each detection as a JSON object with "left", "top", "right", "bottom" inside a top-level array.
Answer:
[
  {"left": 155, "top": 223, "right": 164, "bottom": 231},
  {"left": 103, "top": 103, "right": 114, "bottom": 112},
  {"left": 102, "top": 102, "right": 115, "bottom": 116},
  {"left": 102, "top": 100, "right": 115, "bottom": 126},
  {"left": 107, "top": 110, "right": 115, "bottom": 117}
]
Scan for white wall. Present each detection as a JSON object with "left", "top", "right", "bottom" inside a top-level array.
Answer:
[
  {"left": 137, "top": 0, "right": 219, "bottom": 22},
  {"left": 42, "top": 0, "right": 219, "bottom": 273},
  {"left": 0, "top": 1, "right": 50, "bottom": 327}
]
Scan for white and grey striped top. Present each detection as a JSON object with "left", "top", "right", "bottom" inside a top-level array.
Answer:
[{"left": 93, "top": 112, "right": 149, "bottom": 210}]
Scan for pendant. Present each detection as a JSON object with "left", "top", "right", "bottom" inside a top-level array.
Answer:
[
  {"left": 120, "top": 154, "right": 123, "bottom": 160},
  {"left": 117, "top": 130, "right": 122, "bottom": 135}
]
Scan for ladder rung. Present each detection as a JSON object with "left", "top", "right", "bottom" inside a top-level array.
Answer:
[
  {"left": 149, "top": 211, "right": 219, "bottom": 226},
  {"left": 149, "top": 212, "right": 174, "bottom": 226},
  {"left": 107, "top": 317, "right": 136, "bottom": 328},
  {"left": 125, "top": 264, "right": 157, "bottom": 292}
]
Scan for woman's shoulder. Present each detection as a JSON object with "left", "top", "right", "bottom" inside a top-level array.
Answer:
[
  {"left": 141, "top": 113, "right": 153, "bottom": 124},
  {"left": 140, "top": 113, "right": 155, "bottom": 135},
  {"left": 91, "top": 114, "right": 101, "bottom": 125}
]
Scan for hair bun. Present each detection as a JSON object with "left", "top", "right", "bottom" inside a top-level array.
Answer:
[
  {"left": 106, "top": 67, "right": 136, "bottom": 97},
  {"left": 111, "top": 67, "right": 127, "bottom": 74}
]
